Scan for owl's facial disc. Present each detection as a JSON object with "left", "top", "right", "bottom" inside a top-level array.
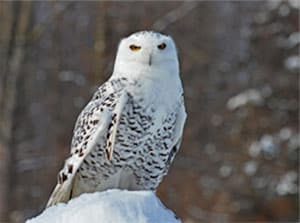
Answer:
[
  {"left": 113, "top": 31, "right": 179, "bottom": 78},
  {"left": 116, "top": 31, "right": 177, "bottom": 67}
]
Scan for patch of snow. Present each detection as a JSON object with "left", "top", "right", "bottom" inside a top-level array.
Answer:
[
  {"left": 267, "top": 0, "right": 281, "bottom": 10},
  {"left": 243, "top": 161, "right": 258, "bottom": 176},
  {"left": 278, "top": 4, "right": 290, "bottom": 16},
  {"left": 219, "top": 165, "right": 232, "bottom": 178},
  {"left": 288, "top": 133, "right": 300, "bottom": 150},
  {"left": 254, "top": 12, "right": 269, "bottom": 24},
  {"left": 288, "top": 32, "right": 300, "bottom": 47},
  {"left": 59, "top": 70, "right": 86, "bottom": 86},
  {"left": 276, "top": 32, "right": 300, "bottom": 49},
  {"left": 278, "top": 127, "right": 292, "bottom": 141},
  {"left": 276, "top": 171, "right": 298, "bottom": 195},
  {"left": 26, "top": 190, "right": 180, "bottom": 223},
  {"left": 248, "top": 128, "right": 297, "bottom": 159},
  {"left": 260, "top": 135, "right": 277, "bottom": 156},
  {"left": 227, "top": 89, "right": 264, "bottom": 110},
  {"left": 267, "top": 0, "right": 300, "bottom": 10},
  {"left": 248, "top": 141, "right": 261, "bottom": 158},
  {"left": 284, "top": 55, "right": 300, "bottom": 71},
  {"left": 289, "top": 0, "right": 300, "bottom": 8}
]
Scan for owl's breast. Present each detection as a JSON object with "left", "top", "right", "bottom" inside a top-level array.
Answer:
[
  {"left": 76, "top": 96, "right": 177, "bottom": 192},
  {"left": 112, "top": 99, "right": 177, "bottom": 188}
]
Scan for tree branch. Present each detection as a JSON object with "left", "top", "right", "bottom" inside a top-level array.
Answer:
[{"left": 152, "top": 1, "right": 199, "bottom": 31}]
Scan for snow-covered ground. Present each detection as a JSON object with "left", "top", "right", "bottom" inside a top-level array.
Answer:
[{"left": 26, "top": 189, "right": 180, "bottom": 223}]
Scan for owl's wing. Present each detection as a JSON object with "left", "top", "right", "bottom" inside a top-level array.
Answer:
[
  {"left": 166, "top": 96, "right": 187, "bottom": 168},
  {"left": 46, "top": 88, "right": 128, "bottom": 208},
  {"left": 104, "top": 92, "right": 128, "bottom": 160}
]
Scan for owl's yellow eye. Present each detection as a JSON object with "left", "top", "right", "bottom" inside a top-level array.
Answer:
[
  {"left": 129, "top": 45, "right": 141, "bottom": 51},
  {"left": 157, "top": 43, "right": 166, "bottom": 50}
]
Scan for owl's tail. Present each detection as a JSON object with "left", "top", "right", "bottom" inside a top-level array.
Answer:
[{"left": 46, "top": 174, "right": 74, "bottom": 208}]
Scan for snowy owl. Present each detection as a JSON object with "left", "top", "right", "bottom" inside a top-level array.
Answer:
[{"left": 47, "top": 31, "right": 187, "bottom": 207}]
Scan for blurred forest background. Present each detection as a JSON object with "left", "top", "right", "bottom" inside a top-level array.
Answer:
[{"left": 0, "top": 1, "right": 299, "bottom": 223}]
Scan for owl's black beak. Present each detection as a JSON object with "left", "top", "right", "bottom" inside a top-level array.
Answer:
[{"left": 148, "top": 53, "right": 152, "bottom": 66}]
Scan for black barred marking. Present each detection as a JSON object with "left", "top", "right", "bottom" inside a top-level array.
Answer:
[
  {"left": 154, "top": 165, "right": 164, "bottom": 171},
  {"left": 105, "top": 149, "right": 111, "bottom": 160},
  {"left": 67, "top": 164, "right": 73, "bottom": 174},
  {"left": 60, "top": 173, "right": 67, "bottom": 183},
  {"left": 149, "top": 175, "right": 158, "bottom": 179},
  {"left": 172, "top": 146, "right": 177, "bottom": 153}
]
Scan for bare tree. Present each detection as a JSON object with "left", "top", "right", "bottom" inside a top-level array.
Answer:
[{"left": 0, "top": 2, "right": 32, "bottom": 222}]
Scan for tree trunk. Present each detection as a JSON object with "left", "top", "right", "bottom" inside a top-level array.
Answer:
[{"left": 0, "top": 2, "right": 31, "bottom": 222}]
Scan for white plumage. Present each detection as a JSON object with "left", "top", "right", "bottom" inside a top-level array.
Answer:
[{"left": 47, "top": 31, "right": 187, "bottom": 207}]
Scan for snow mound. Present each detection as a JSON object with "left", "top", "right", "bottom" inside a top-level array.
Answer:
[{"left": 26, "top": 189, "right": 180, "bottom": 223}]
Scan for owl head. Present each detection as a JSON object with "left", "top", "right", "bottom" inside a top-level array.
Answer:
[{"left": 112, "top": 31, "right": 179, "bottom": 79}]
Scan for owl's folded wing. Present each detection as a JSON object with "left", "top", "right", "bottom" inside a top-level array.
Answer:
[
  {"left": 46, "top": 91, "right": 128, "bottom": 208},
  {"left": 166, "top": 97, "right": 187, "bottom": 169}
]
